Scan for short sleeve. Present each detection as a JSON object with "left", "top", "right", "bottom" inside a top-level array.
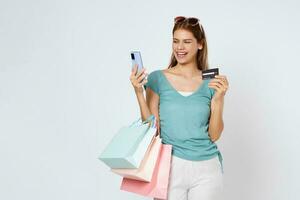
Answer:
[{"left": 143, "top": 70, "right": 160, "bottom": 95}]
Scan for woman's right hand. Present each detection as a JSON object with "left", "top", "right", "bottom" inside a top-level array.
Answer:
[{"left": 129, "top": 64, "right": 148, "bottom": 94}]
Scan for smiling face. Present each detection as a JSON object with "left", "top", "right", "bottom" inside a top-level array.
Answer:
[{"left": 172, "top": 29, "right": 203, "bottom": 65}]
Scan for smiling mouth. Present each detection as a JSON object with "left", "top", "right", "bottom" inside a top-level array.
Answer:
[{"left": 176, "top": 52, "right": 188, "bottom": 58}]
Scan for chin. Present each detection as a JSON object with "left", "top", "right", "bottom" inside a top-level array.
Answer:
[
  {"left": 177, "top": 60, "right": 187, "bottom": 65},
  {"left": 176, "top": 58, "right": 192, "bottom": 65}
]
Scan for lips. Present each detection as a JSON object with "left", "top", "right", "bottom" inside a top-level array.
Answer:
[{"left": 176, "top": 52, "right": 188, "bottom": 58}]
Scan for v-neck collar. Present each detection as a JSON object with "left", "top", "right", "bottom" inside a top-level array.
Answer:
[{"left": 159, "top": 70, "right": 206, "bottom": 98}]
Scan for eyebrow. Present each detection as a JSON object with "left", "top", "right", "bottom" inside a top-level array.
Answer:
[{"left": 173, "top": 38, "right": 193, "bottom": 41}]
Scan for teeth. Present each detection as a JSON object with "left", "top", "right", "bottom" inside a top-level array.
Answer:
[{"left": 177, "top": 53, "right": 187, "bottom": 57}]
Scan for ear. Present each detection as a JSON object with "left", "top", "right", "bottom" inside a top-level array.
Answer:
[{"left": 198, "top": 43, "right": 203, "bottom": 50}]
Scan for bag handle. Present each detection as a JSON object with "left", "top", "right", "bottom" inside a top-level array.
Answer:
[
  {"left": 142, "top": 114, "right": 155, "bottom": 124},
  {"left": 129, "top": 114, "right": 156, "bottom": 128},
  {"left": 142, "top": 114, "right": 156, "bottom": 129}
]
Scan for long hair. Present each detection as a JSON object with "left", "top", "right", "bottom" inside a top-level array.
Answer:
[{"left": 168, "top": 19, "right": 209, "bottom": 71}]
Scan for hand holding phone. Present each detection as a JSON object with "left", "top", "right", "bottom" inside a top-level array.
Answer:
[{"left": 129, "top": 51, "right": 148, "bottom": 93}]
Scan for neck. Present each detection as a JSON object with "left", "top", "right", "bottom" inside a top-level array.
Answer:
[{"left": 175, "top": 62, "right": 201, "bottom": 78}]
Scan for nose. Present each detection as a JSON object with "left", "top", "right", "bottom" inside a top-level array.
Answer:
[{"left": 177, "top": 42, "right": 184, "bottom": 50}]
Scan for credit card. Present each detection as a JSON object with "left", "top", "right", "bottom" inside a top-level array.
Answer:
[{"left": 202, "top": 68, "right": 219, "bottom": 79}]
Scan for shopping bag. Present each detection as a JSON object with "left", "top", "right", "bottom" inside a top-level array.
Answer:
[
  {"left": 111, "top": 136, "right": 162, "bottom": 182},
  {"left": 98, "top": 115, "right": 157, "bottom": 169},
  {"left": 120, "top": 144, "right": 172, "bottom": 199}
]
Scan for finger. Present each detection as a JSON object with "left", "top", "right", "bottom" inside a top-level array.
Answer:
[
  {"left": 215, "top": 75, "right": 227, "bottom": 79},
  {"left": 211, "top": 76, "right": 226, "bottom": 81},
  {"left": 210, "top": 78, "right": 224, "bottom": 84},
  {"left": 138, "top": 78, "right": 148, "bottom": 87},
  {"left": 130, "top": 64, "right": 138, "bottom": 77},
  {"left": 211, "top": 80, "right": 228, "bottom": 90},
  {"left": 215, "top": 75, "right": 228, "bottom": 85},
  {"left": 219, "top": 79, "right": 227, "bottom": 87},
  {"left": 136, "top": 67, "right": 146, "bottom": 78},
  {"left": 210, "top": 78, "right": 227, "bottom": 87},
  {"left": 224, "top": 78, "right": 229, "bottom": 86},
  {"left": 137, "top": 73, "right": 147, "bottom": 83},
  {"left": 210, "top": 82, "right": 227, "bottom": 93},
  {"left": 209, "top": 82, "right": 228, "bottom": 93},
  {"left": 137, "top": 71, "right": 148, "bottom": 82},
  {"left": 130, "top": 67, "right": 138, "bottom": 80},
  {"left": 215, "top": 75, "right": 227, "bottom": 82},
  {"left": 209, "top": 82, "right": 223, "bottom": 89},
  {"left": 130, "top": 69, "right": 145, "bottom": 82}
]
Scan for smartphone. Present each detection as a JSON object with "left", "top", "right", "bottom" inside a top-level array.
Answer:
[{"left": 130, "top": 51, "right": 144, "bottom": 74}]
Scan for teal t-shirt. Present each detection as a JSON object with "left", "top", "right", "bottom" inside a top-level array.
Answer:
[{"left": 144, "top": 69, "right": 223, "bottom": 173}]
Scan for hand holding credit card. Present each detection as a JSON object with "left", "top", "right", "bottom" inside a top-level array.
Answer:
[
  {"left": 202, "top": 68, "right": 219, "bottom": 80},
  {"left": 206, "top": 67, "right": 230, "bottom": 97}
]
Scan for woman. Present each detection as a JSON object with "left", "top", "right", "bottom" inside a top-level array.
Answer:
[{"left": 129, "top": 16, "right": 229, "bottom": 200}]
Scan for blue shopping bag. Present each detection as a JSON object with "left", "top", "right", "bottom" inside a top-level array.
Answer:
[{"left": 99, "top": 115, "right": 157, "bottom": 169}]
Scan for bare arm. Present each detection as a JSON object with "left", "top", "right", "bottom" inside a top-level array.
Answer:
[
  {"left": 135, "top": 91, "right": 151, "bottom": 121},
  {"left": 130, "top": 65, "right": 160, "bottom": 131},
  {"left": 135, "top": 87, "right": 160, "bottom": 135},
  {"left": 145, "top": 88, "right": 160, "bottom": 135},
  {"left": 208, "top": 97, "right": 224, "bottom": 142},
  {"left": 208, "top": 75, "right": 229, "bottom": 142}
]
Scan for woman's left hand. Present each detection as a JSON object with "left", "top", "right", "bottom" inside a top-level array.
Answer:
[{"left": 208, "top": 75, "right": 229, "bottom": 101}]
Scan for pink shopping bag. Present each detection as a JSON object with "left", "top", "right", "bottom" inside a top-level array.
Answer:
[{"left": 120, "top": 144, "right": 172, "bottom": 199}]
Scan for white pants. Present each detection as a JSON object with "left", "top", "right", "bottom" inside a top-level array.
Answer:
[{"left": 155, "top": 155, "right": 224, "bottom": 200}]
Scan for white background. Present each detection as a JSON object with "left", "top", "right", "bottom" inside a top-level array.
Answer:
[{"left": 1, "top": 0, "right": 299, "bottom": 199}]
